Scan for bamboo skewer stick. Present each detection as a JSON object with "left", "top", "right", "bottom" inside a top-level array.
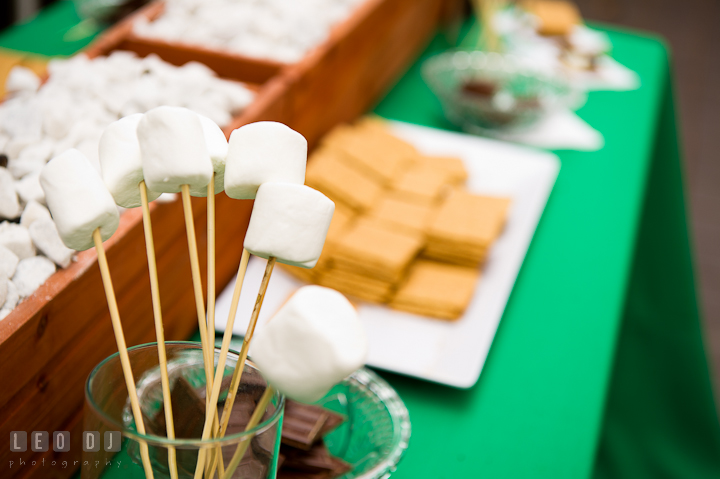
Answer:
[
  {"left": 206, "top": 176, "right": 216, "bottom": 479},
  {"left": 221, "top": 386, "right": 276, "bottom": 479},
  {"left": 196, "top": 253, "right": 272, "bottom": 478},
  {"left": 180, "top": 185, "right": 215, "bottom": 412},
  {"left": 93, "top": 229, "right": 155, "bottom": 479},
  {"left": 218, "top": 257, "right": 276, "bottom": 439},
  {"left": 204, "top": 249, "right": 251, "bottom": 478},
  {"left": 472, "top": 0, "right": 503, "bottom": 52},
  {"left": 139, "top": 182, "right": 179, "bottom": 479},
  {"left": 207, "top": 174, "right": 217, "bottom": 352},
  {"left": 205, "top": 175, "right": 226, "bottom": 478}
]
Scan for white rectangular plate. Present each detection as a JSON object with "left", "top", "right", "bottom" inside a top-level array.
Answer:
[{"left": 215, "top": 121, "right": 560, "bottom": 388}]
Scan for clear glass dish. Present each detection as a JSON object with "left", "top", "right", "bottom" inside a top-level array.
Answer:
[
  {"left": 319, "top": 368, "right": 411, "bottom": 479},
  {"left": 422, "top": 49, "right": 580, "bottom": 133}
]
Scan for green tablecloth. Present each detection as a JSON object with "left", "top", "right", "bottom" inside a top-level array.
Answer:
[{"left": 3, "top": 2, "right": 719, "bottom": 478}]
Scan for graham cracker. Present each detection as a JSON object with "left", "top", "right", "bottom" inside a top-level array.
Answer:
[
  {"left": 427, "top": 190, "right": 510, "bottom": 249},
  {"left": 333, "top": 218, "right": 423, "bottom": 282},
  {"left": 423, "top": 244, "right": 488, "bottom": 267},
  {"left": 523, "top": 0, "right": 581, "bottom": 36},
  {"left": 315, "top": 204, "right": 355, "bottom": 269},
  {"left": 390, "top": 260, "right": 480, "bottom": 320},
  {"left": 391, "top": 165, "right": 455, "bottom": 205},
  {"left": 418, "top": 155, "right": 469, "bottom": 185},
  {"left": 306, "top": 149, "right": 383, "bottom": 212},
  {"left": 317, "top": 268, "right": 395, "bottom": 303},
  {"left": 325, "top": 122, "right": 419, "bottom": 185},
  {"left": 368, "top": 196, "right": 436, "bottom": 236}
]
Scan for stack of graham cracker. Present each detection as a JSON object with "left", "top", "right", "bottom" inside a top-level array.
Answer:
[{"left": 284, "top": 117, "right": 511, "bottom": 320}]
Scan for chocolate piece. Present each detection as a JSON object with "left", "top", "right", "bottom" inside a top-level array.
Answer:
[
  {"left": 516, "top": 96, "right": 541, "bottom": 109},
  {"left": 277, "top": 404, "right": 351, "bottom": 479},
  {"left": 318, "top": 410, "right": 346, "bottom": 437},
  {"left": 196, "top": 371, "right": 233, "bottom": 400},
  {"left": 281, "top": 441, "right": 336, "bottom": 473},
  {"left": 233, "top": 367, "right": 267, "bottom": 402},
  {"left": 329, "top": 456, "right": 352, "bottom": 477},
  {"left": 462, "top": 80, "right": 497, "bottom": 98},
  {"left": 281, "top": 400, "right": 330, "bottom": 450},
  {"left": 222, "top": 446, "right": 268, "bottom": 479},
  {"left": 151, "top": 377, "right": 206, "bottom": 439},
  {"left": 0, "top": 154, "right": 8, "bottom": 169},
  {"left": 219, "top": 397, "right": 256, "bottom": 434},
  {"left": 252, "top": 421, "right": 279, "bottom": 462}
]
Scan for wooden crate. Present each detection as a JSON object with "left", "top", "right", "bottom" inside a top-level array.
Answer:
[{"left": 0, "top": 1, "right": 460, "bottom": 477}]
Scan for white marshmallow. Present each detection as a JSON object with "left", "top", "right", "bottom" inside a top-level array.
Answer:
[
  {"left": 244, "top": 183, "right": 334, "bottom": 268},
  {"left": 20, "top": 200, "right": 51, "bottom": 228},
  {"left": 250, "top": 285, "right": 367, "bottom": 403},
  {"left": 29, "top": 219, "right": 75, "bottom": 268},
  {"left": 99, "top": 114, "right": 162, "bottom": 208},
  {"left": 4, "top": 280, "right": 18, "bottom": 310},
  {"left": 0, "top": 223, "right": 36, "bottom": 259},
  {"left": 12, "top": 256, "right": 56, "bottom": 298},
  {"left": 15, "top": 173, "right": 46, "bottom": 204},
  {"left": 5, "top": 66, "right": 41, "bottom": 96},
  {"left": 138, "top": 106, "right": 213, "bottom": 193},
  {"left": 224, "top": 122, "right": 307, "bottom": 199},
  {"left": 189, "top": 114, "right": 228, "bottom": 197},
  {"left": 40, "top": 149, "right": 120, "bottom": 251},
  {"left": 0, "top": 245, "right": 19, "bottom": 278},
  {"left": 0, "top": 275, "right": 6, "bottom": 309},
  {"left": 0, "top": 168, "right": 20, "bottom": 219}
]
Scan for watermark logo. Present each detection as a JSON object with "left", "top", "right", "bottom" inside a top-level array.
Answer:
[
  {"left": 9, "top": 431, "right": 123, "bottom": 471},
  {"left": 10, "top": 431, "right": 121, "bottom": 453}
]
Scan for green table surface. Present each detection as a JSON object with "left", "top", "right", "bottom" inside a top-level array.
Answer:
[{"left": 4, "top": 2, "right": 720, "bottom": 478}]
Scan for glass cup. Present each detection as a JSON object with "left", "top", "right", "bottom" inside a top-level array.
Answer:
[{"left": 83, "top": 342, "right": 284, "bottom": 479}]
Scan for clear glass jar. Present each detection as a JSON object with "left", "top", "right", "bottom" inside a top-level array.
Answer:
[{"left": 83, "top": 342, "right": 284, "bottom": 478}]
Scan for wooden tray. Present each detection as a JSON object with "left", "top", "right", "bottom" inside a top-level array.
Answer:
[{"left": 0, "top": 1, "right": 461, "bottom": 477}]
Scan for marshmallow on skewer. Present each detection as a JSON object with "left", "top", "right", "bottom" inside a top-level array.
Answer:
[
  {"left": 99, "top": 114, "right": 162, "bottom": 208},
  {"left": 137, "top": 106, "right": 213, "bottom": 193},
  {"left": 39, "top": 149, "right": 120, "bottom": 251},
  {"left": 244, "top": 183, "right": 334, "bottom": 268},
  {"left": 224, "top": 121, "right": 307, "bottom": 199},
  {"left": 189, "top": 114, "right": 228, "bottom": 197},
  {"left": 250, "top": 285, "right": 367, "bottom": 403}
]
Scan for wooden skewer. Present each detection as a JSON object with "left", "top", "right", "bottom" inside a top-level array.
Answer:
[
  {"left": 221, "top": 386, "right": 276, "bottom": 479},
  {"left": 207, "top": 174, "right": 216, "bottom": 354},
  {"left": 93, "top": 229, "right": 155, "bottom": 479},
  {"left": 473, "top": 0, "right": 502, "bottom": 52},
  {"left": 203, "top": 249, "right": 251, "bottom": 478},
  {"left": 139, "top": 182, "right": 179, "bottom": 479},
  {"left": 219, "top": 257, "right": 276, "bottom": 439},
  {"left": 204, "top": 175, "right": 226, "bottom": 478},
  {"left": 179, "top": 185, "right": 215, "bottom": 414}
]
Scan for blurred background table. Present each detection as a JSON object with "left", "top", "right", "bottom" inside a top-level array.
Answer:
[{"left": 2, "top": 2, "right": 719, "bottom": 478}]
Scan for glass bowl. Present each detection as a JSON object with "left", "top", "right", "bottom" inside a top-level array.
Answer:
[
  {"left": 318, "top": 368, "right": 411, "bottom": 479},
  {"left": 84, "top": 342, "right": 284, "bottom": 479},
  {"left": 422, "top": 49, "right": 578, "bottom": 133},
  {"left": 84, "top": 340, "right": 409, "bottom": 479}
]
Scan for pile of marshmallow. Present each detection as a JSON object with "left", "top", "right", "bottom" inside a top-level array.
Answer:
[
  {"left": 40, "top": 106, "right": 366, "bottom": 403},
  {"left": 0, "top": 52, "right": 255, "bottom": 318},
  {"left": 133, "top": 0, "right": 367, "bottom": 63}
]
